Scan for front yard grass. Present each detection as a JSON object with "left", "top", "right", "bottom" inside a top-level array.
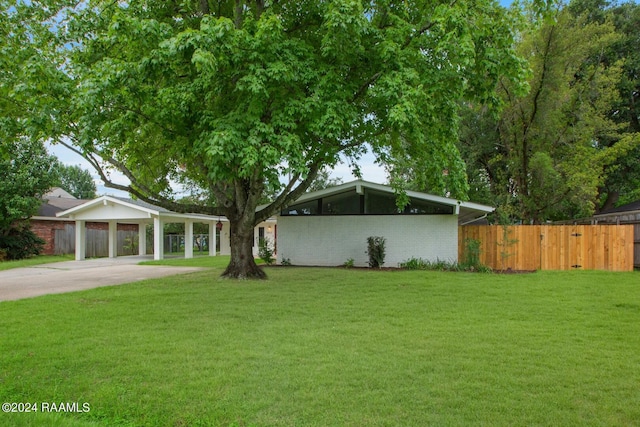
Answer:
[{"left": 1, "top": 260, "right": 638, "bottom": 426}]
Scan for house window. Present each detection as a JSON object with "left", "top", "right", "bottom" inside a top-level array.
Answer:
[
  {"left": 282, "top": 199, "right": 319, "bottom": 216},
  {"left": 365, "top": 190, "right": 401, "bottom": 214},
  {"left": 256, "top": 226, "right": 265, "bottom": 247},
  {"left": 406, "top": 198, "right": 454, "bottom": 215},
  {"left": 280, "top": 188, "right": 454, "bottom": 216},
  {"left": 321, "top": 191, "right": 361, "bottom": 215}
]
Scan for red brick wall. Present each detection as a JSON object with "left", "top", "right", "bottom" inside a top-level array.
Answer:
[{"left": 30, "top": 220, "right": 71, "bottom": 255}]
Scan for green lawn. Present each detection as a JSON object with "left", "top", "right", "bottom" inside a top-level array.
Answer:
[
  {"left": 0, "top": 254, "right": 74, "bottom": 271},
  {"left": 139, "top": 255, "right": 239, "bottom": 269},
  {"left": 1, "top": 259, "right": 639, "bottom": 426}
]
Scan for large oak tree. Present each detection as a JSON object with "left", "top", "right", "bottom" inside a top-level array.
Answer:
[{"left": 5, "top": 0, "right": 541, "bottom": 278}]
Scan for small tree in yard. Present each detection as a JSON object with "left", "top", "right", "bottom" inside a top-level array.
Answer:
[
  {"left": 367, "top": 236, "right": 386, "bottom": 268},
  {"left": 6, "top": 0, "right": 548, "bottom": 278},
  {"left": 258, "top": 237, "right": 275, "bottom": 266}
]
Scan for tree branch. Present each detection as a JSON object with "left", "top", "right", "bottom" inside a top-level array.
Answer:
[
  {"left": 54, "top": 138, "right": 223, "bottom": 215},
  {"left": 255, "top": 162, "right": 321, "bottom": 223}
]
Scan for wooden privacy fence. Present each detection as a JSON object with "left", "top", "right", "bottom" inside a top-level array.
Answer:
[{"left": 459, "top": 225, "right": 634, "bottom": 272}]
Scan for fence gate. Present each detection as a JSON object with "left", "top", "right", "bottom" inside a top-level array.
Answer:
[{"left": 540, "top": 225, "right": 587, "bottom": 270}]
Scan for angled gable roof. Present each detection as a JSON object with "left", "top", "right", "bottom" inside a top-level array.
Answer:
[
  {"left": 282, "top": 180, "right": 494, "bottom": 224},
  {"left": 56, "top": 195, "right": 220, "bottom": 222}
]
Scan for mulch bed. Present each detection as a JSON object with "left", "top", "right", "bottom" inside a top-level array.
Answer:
[{"left": 262, "top": 264, "right": 537, "bottom": 273}]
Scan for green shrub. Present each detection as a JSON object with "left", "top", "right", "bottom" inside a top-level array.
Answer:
[
  {"left": 0, "top": 225, "right": 44, "bottom": 260},
  {"left": 343, "top": 258, "right": 355, "bottom": 268},
  {"left": 399, "top": 257, "right": 426, "bottom": 270},
  {"left": 460, "top": 238, "right": 492, "bottom": 272},
  {"left": 400, "top": 257, "right": 450, "bottom": 271},
  {"left": 462, "top": 238, "right": 481, "bottom": 267},
  {"left": 366, "top": 236, "right": 386, "bottom": 268},
  {"left": 399, "top": 257, "right": 492, "bottom": 273},
  {"left": 258, "top": 238, "right": 275, "bottom": 265}
]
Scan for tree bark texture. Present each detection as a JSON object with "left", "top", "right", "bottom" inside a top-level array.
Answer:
[{"left": 221, "top": 219, "right": 266, "bottom": 280}]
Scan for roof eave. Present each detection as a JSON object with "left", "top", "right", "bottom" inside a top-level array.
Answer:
[
  {"left": 287, "top": 180, "right": 495, "bottom": 213},
  {"left": 56, "top": 195, "right": 160, "bottom": 218},
  {"left": 594, "top": 209, "right": 640, "bottom": 218}
]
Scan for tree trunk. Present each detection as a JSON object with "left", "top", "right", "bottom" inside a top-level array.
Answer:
[
  {"left": 597, "top": 190, "right": 619, "bottom": 213},
  {"left": 221, "top": 219, "right": 266, "bottom": 280}
]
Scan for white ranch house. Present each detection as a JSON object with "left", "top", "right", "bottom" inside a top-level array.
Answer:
[{"left": 276, "top": 180, "right": 494, "bottom": 267}]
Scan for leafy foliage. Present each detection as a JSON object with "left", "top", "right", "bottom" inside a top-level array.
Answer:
[
  {"left": 568, "top": 0, "right": 640, "bottom": 209},
  {"left": 53, "top": 163, "right": 97, "bottom": 199},
  {"left": 458, "top": 2, "right": 638, "bottom": 222},
  {"left": 399, "top": 257, "right": 492, "bottom": 273},
  {"left": 367, "top": 236, "right": 386, "bottom": 268},
  {"left": 0, "top": 139, "right": 57, "bottom": 232},
  {"left": 258, "top": 237, "right": 275, "bottom": 266},
  {"left": 0, "top": 224, "right": 44, "bottom": 261},
  {"left": 462, "top": 238, "right": 483, "bottom": 269},
  {"left": 0, "top": 143, "right": 54, "bottom": 261},
  {"left": 306, "top": 168, "right": 344, "bottom": 193}
]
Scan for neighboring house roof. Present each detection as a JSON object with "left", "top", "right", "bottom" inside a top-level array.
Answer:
[
  {"left": 597, "top": 200, "right": 640, "bottom": 216},
  {"left": 56, "top": 195, "right": 222, "bottom": 223},
  {"left": 593, "top": 199, "right": 640, "bottom": 224},
  {"left": 44, "top": 187, "right": 76, "bottom": 200},
  {"left": 36, "top": 201, "right": 85, "bottom": 218},
  {"left": 35, "top": 188, "right": 88, "bottom": 219},
  {"left": 280, "top": 180, "right": 494, "bottom": 224}
]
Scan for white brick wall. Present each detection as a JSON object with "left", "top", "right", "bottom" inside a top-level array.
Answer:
[{"left": 276, "top": 215, "right": 458, "bottom": 267}]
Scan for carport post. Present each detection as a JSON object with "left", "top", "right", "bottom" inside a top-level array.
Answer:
[
  {"left": 185, "top": 219, "right": 194, "bottom": 259},
  {"left": 108, "top": 221, "right": 117, "bottom": 258},
  {"left": 153, "top": 217, "right": 164, "bottom": 260},
  {"left": 209, "top": 220, "right": 216, "bottom": 256},
  {"left": 75, "top": 220, "right": 86, "bottom": 261},
  {"left": 138, "top": 223, "right": 146, "bottom": 256}
]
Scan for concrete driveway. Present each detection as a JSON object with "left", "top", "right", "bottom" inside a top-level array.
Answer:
[{"left": 0, "top": 256, "right": 206, "bottom": 302}]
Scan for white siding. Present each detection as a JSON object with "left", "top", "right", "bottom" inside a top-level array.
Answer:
[
  {"left": 217, "top": 221, "right": 277, "bottom": 256},
  {"left": 252, "top": 220, "right": 277, "bottom": 257},
  {"left": 276, "top": 215, "right": 458, "bottom": 267}
]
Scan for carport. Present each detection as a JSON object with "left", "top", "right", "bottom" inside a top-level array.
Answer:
[{"left": 57, "top": 196, "right": 224, "bottom": 261}]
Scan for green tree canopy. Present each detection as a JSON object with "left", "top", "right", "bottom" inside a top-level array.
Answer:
[
  {"left": 0, "top": 139, "right": 57, "bottom": 230},
  {"left": 0, "top": 139, "right": 58, "bottom": 259},
  {"left": 53, "top": 163, "right": 97, "bottom": 199},
  {"left": 569, "top": 0, "right": 640, "bottom": 210},
  {"left": 5, "top": 0, "right": 547, "bottom": 277},
  {"left": 458, "top": 0, "right": 639, "bottom": 223}
]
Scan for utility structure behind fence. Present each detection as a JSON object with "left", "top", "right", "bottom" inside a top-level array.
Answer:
[{"left": 459, "top": 225, "right": 634, "bottom": 272}]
